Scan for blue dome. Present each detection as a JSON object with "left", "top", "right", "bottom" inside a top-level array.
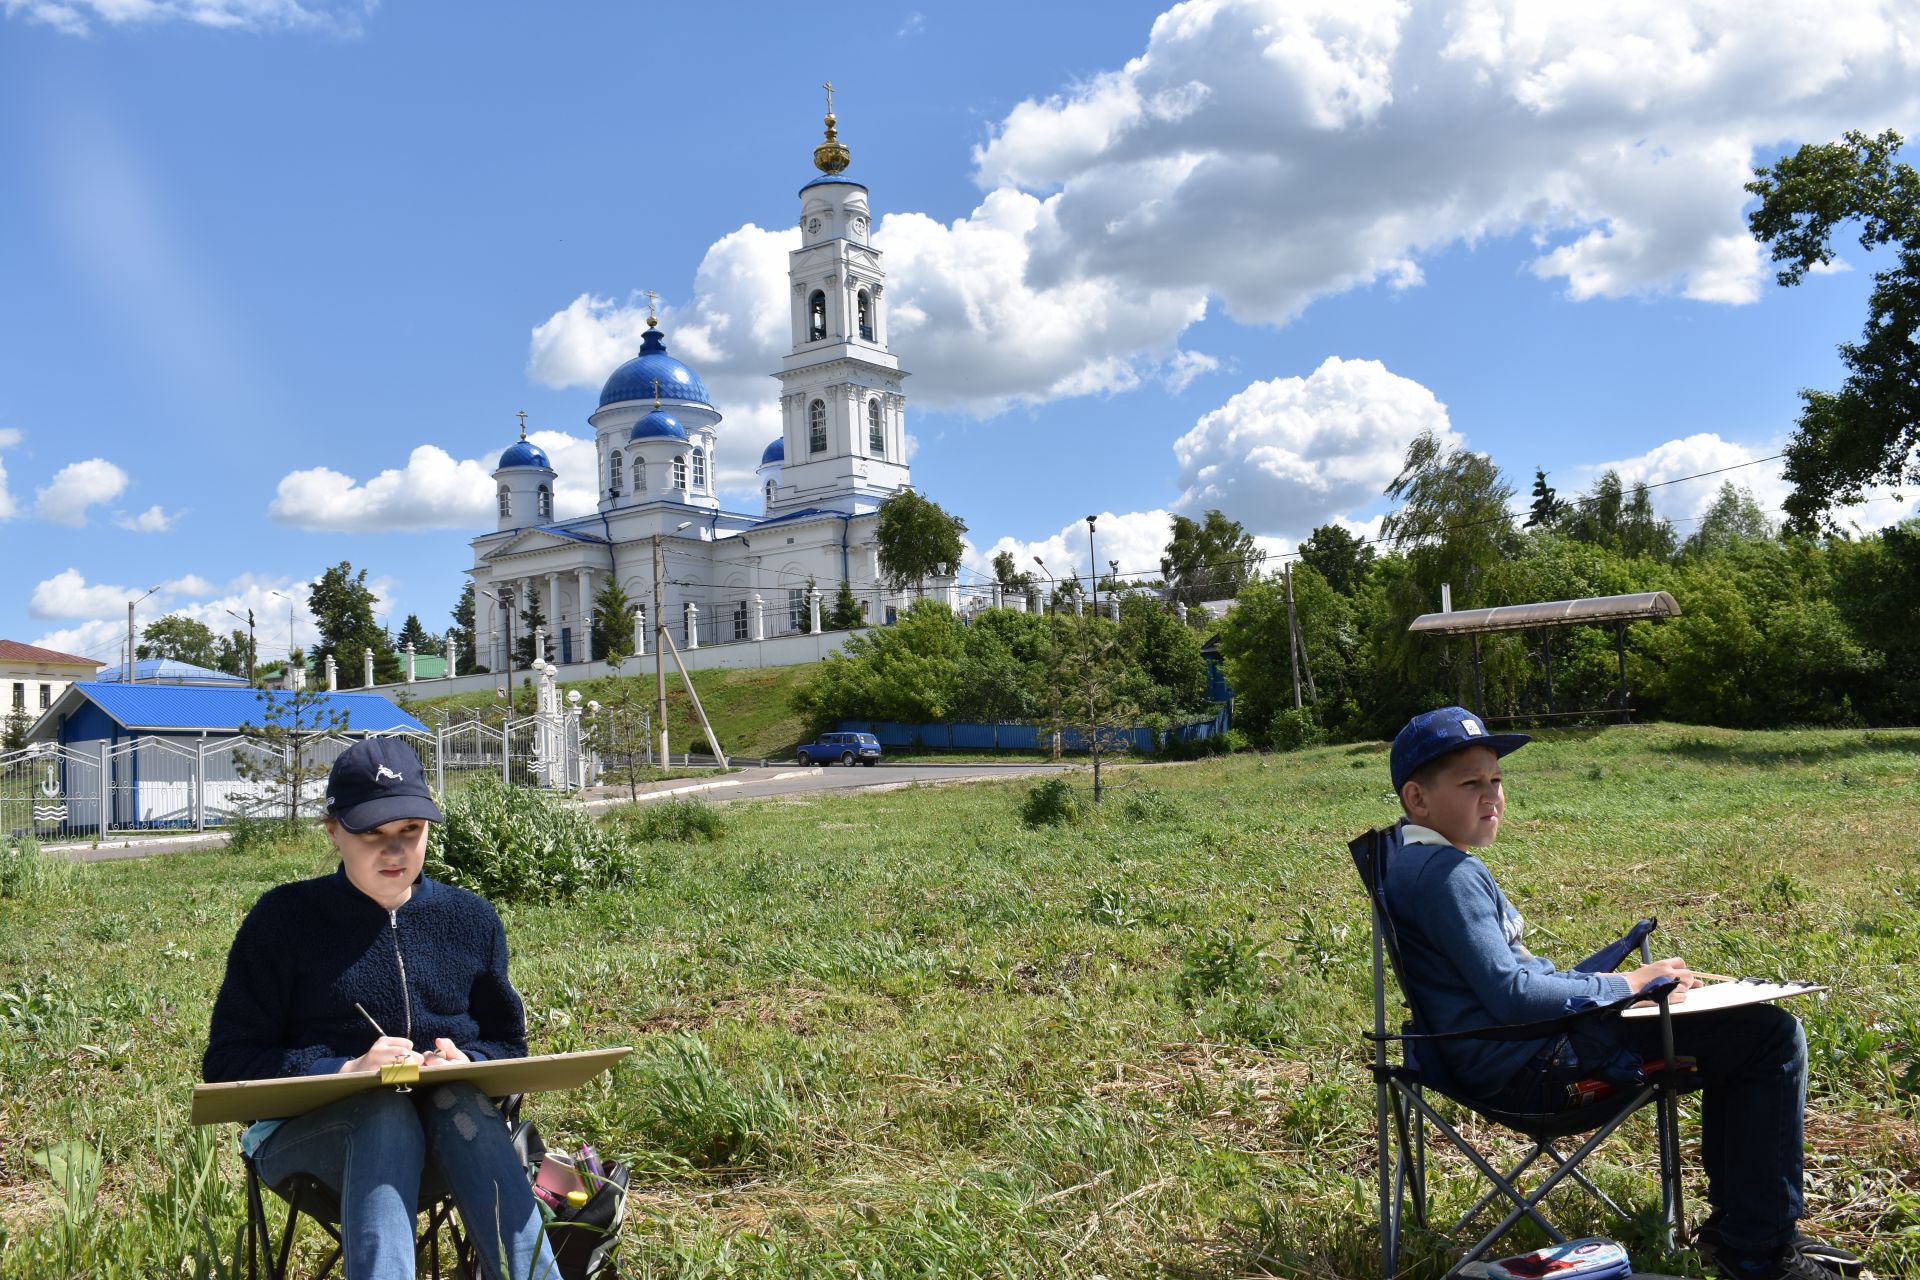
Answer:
[
  {"left": 599, "top": 327, "right": 712, "bottom": 409},
  {"left": 629, "top": 409, "right": 688, "bottom": 443},
  {"left": 800, "top": 173, "right": 868, "bottom": 195},
  {"left": 759, "top": 437, "right": 785, "bottom": 466},
  {"left": 497, "top": 439, "right": 551, "bottom": 470}
]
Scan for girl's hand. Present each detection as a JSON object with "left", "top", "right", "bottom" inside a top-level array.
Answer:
[
  {"left": 1627, "top": 957, "right": 1702, "bottom": 1005},
  {"left": 342, "top": 1036, "right": 422, "bottom": 1073},
  {"left": 421, "top": 1037, "right": 471, "bottom": 1069}
]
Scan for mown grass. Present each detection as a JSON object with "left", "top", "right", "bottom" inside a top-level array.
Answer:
[
  {"left": 407, "top": 664, "right": 817, "bottom": 761},
  {"left": 1, "top": 724, "right": 1917, "bottom": 1278}
]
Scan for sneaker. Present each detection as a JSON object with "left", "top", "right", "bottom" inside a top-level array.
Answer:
[
  {"left": 1714, "top": 1248, "right": 1850, "bottom": 1280},
  {"left": 1695, "top": 1215, "right": 1864, "bottom": 1279}
]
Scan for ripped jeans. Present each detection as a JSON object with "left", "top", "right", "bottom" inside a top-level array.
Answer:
[{"left": 253, "top": 1082, "right": 558, "bottom": 1280}]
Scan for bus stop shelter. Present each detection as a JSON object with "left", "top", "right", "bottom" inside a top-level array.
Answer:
[{"left": 1407, "top": 590, "right": 1681, "bottom": 722}]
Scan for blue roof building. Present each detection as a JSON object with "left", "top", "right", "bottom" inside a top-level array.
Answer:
[{"left": 95, "top": 658, "right": 250, "bottom": 686}]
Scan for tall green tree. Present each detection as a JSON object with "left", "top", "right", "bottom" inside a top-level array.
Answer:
[
  {"left": 514, "top": 585, "right": 549, "bottom": 666},
  {"left": 1747, "top": 129, "right": 1920, "bottom": 528},
  {"left": 1296, "top": 522, "right": 1376, "bottom": 596},
  {"left": 308, "top": 562, "right": 400, "bottom": 686},
  {"left": 1565, "top": 471, "right": 1675, "bottom": 561},
  {"left": 875, "top": 490, "right": 967, "bottom": 597},
  {"left": 137, "top": 615, "right": 220, "bottom": 667},
  {"left": 826, "top": 580, "right": 865, "bottom": 631},
  {"left": 234, "top": 688, "right": 350, "bottom": 825},
  {"left": 1684, "top": 483, "right": 1774, "bottom": 559},
  {"left": 590, "top": 578, "right": 638, "bottom": 662},
  {"left": 396, "top": 613, "right": 433, "bottom": 655},
  {"left": 1160, "top": 510, "right": 1264, "bottom": 609},
  {"left": 214, "top": 628, "right": 256, "bottom": 680},
  {"left": 450, "top": 582, "right": 481, "bottom": 673},
  {"left": 1524, "top": 468, "right": 1569, "bottom": 529}
]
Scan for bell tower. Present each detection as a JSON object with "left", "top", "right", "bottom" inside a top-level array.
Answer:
[{"left": 769, "top": 87, "right": 911, "bottom": 515}]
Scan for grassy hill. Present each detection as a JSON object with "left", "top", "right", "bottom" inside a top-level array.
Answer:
[
  {"left": 3, "top": 724, "right": 1917, "bottom": 1277},
  {"left": 406, "top": 661, "right": 817, "bottom": 760}
]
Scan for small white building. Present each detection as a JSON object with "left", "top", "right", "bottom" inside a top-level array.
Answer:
[
  {"left": 467, "top": 108, "right": 940, "bottom": 672},
  {"left": 1, "top": 640, "right": 103, "bottom": 723}
]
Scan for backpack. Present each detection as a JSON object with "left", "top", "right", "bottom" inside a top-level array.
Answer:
[{"left": 512, "top": 1119, "right": 629, "bottom": 1279}]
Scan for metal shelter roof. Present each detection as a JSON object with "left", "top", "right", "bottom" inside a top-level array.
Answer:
[
  {"left": 34, "top": 682, "right": 427, "bottom": 738},
  {"left": 1407, "top": 590, "right": 1681, "bottom": 637}
]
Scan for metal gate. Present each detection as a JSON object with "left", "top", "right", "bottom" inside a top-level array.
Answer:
[
  {"left": 0, "top": 743, "right": 106, "bottom": 842},
  {"left": 104, "top": 737, "right": 201, "bottom": 830}
]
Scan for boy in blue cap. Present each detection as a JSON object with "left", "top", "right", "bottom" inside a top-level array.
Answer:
[{"left": 1383, "top": 707, "right": 1857, "bottom": 1280}]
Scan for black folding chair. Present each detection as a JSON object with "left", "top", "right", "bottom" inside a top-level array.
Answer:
[
  {"left": 1351, "top": 826, "right": 1693, "bottom": 1279},
  {"left": 240, "top": 1094, "right": 525, "bottom": 1280}
]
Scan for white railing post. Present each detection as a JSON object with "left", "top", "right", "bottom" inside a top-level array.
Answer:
[
  {"left": 99, "top": 740, "right": 111, "bottom": 833},
  {"left": 195, "top": 737, "right": 207, "bottom": 832}
]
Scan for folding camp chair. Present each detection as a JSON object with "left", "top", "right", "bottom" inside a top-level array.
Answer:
[
  {"left": 240, "top": 1094, "right": 526, "bottom": 1280},
  {"left": 1351, "top": 826, "right": 1692, "bottom": 1279}
]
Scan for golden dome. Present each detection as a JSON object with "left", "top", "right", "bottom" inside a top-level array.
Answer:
[{"left": 813, "top": 111, "right": 850, "bottom": 174}]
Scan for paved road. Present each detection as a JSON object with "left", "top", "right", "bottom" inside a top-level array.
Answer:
[{"left": 43, "top": 762, "right": 1076, "bottom": 863}]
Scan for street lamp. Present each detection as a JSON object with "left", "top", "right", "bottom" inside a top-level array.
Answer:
[
  {"left": 222, "top": 607, "right": 257, "bottom": 684},
  {"left": 268, "top": 587, "right": 303, "bottom": 684},
  {"left": 1085, "top": 514, "right": 1098, "bottom": 615},
  {"left": 125, "top": 585, "right": 161, "bottom": 683},
  {"left": 1033, "top": 557, "right": 1063, "bottom": 762},
  {"left": 653, "top": 520, "right": 695, "bottom": 767}
]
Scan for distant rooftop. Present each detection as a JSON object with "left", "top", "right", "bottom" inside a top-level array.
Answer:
[
  {"left": 0, "top": 640, "right": 102, "bottom": 667},
  {"left": 95, "top": 658, "right": 250, "bottom": 686}
]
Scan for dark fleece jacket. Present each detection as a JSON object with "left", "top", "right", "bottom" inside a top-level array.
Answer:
[{"left": 202, "top": 867, "right": 528, "bottom": 1083}]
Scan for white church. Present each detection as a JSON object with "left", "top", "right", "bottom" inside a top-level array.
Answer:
[{"left": 466, "top": 106, "right": 938, "bottom": 674}]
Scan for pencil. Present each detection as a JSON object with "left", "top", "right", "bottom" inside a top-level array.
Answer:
[
  {"left": 1686, "top": 971, "right": 1739, "bottom": 984},
  {"left": 354, "top": 1002, "right": 387, "bottom": 1037}
]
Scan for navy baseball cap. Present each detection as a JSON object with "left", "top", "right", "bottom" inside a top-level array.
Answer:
[
  {"left": 325, "top": 738, "right": 444, "bottom": 832},
  {"left": 1390, "top": 707, "right": 1530, "bottom": 793}
]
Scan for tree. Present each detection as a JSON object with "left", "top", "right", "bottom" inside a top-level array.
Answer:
[
  {"left": 234, "top": 688, "right": 349, "bottom": 825},
  {"left": 590, "top": 578, "right": 638, "bottom": 662},
  {"left": 826, "top": 580, "right": 865, "bottom": 631},
  {"left": 2, "top": 707, "right": 30, "bottom": 751},
  {"left": 1746, "top": 129, "right": 1920, "bottom": 529},
  {"left": 1685, "top": 483, "right": 1775, "bottom": 558},
  {"left": 1160, "top": 510, "right": 1264, "bottom": 609},
  {"left": 1564, "top": 471, "right": 1675, "bottom": 561},
  {"left": 875, "top": 490, "right": 967, "bottom": 597},
  {"left": 1524, "top": 468, "right": 1569, "bottom": 530},
  {"left": 450, "top": 582, "right": 482, "bottom": 674},
  {"left": 214, "top": 628, "right": 256, "bottom": 680},
  {"left": 514, "top": 585, "right": 549, "bottom": 666},
  {"left": 1296, "top": 523, "right": 1376, "bottom": 596},
  {"left": 137, "top": 615, "right": 220, "bottom": 667},
  {"left": 309, "top": 562, "right": 400, "bottom": 686},
  {"left": 989, "top": 550, "right": 1034, "bottom": 605},
  {"left": 396, "top": 614, "right": 433, "bottom": 655},
  {"left": 1056, "top": 615, "right": 1137, "bottom": 803}
]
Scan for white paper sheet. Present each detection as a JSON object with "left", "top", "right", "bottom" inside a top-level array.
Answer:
[{"left": 1619, "top": 978, "right": 1826, "bottom": 1018}]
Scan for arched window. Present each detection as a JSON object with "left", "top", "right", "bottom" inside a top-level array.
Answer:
[
  {"left": 633, "top": 456, "right": 645, "bottom": 493},
  {"left": 691, "top": 447, "right": 706, "bottom": 490},
  {"left": 537, "top": 484, "right": 552, "bottom": 518},
  {"left": 868, "top": 398, "right": 884, "bottom": 455},
  {"left": 498, "top": 486, "right": 511, "bottom": 518},
  {"left": 857, "top": 290, "right": 873, "bottom": 342},
  {"left": 608, "top": 451, "right": 622, "bottom": 496},
  {"left": 764, "top": 479, "right": 775, "bottom": 507},
  {"left": 808, "top": 290, "right": 826, "bottom": 342},
  {"left": 809, "top": 399, "right": 827, "bottom": 453},
  {"left": 673, "top": 454, "right": 688, "bottom": 490}
]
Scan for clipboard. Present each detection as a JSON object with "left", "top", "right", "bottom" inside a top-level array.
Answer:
[
  {"left": 1619, "top": 979, "right": 1825, "bottom": 1019},
  {"left": 191, "top": 1046, "right": 633, "bottom": 1126}
]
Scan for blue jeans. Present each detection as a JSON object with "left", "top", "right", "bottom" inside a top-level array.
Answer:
[
  {"left": 1491, "top": 1002, "right": 1807, "bottom": 1253},
  {"left": 254, "top": 1082, "right": 559, "bottom": 1280}
]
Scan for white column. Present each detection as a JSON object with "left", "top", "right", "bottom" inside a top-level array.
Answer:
[
  {"left": 808, "top": 588, "right": 823, "bottom": 634},
  {"left": 533, "top": 626, "right": 546, "bottom": 666},
  {"left": 578, "top": 567, "right": 593, "bottom": 661},
  {"left": 362, "top": 647, "right": 374, "bottom": 687},
  {"left": 1175, "top": 603, "right": 1188, "bottom": 624},
  {"left": 325, "top": 654, "right": 338, "bottom": 691},
  {"left": 751, "top": 595, "right": 766, "bottom": 642},
  {"left": 1108, "top": 597, "right": 1120, "bottom": 622},
  {"left": 445, "top": 635, "right": 458, "bottom": 678},
  {"left": 405, "top": 643, "right": 417, "bottom": 682},
  {"left": 684, "top": 602, "right": 700, "bottom": 650},
  {"left": 633, "top": 603, "right": 647, "bottom": 656}
]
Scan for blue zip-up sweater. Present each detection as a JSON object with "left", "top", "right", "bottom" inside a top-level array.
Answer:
[
  {"left": 1384, "top": 825, "right": 1631, "bottom": 1096},
  {"left": 202, "top": 867, "right": 528, "bottom": 1086}
]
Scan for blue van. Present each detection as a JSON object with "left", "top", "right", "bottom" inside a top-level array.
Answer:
[{"left": 796, "top": 732, "right": 883, "bottom": 766}]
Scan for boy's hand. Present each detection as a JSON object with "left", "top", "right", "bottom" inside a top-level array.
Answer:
[{"left": 1628, "top": 957, "right": 1703, "bottom": 1005}]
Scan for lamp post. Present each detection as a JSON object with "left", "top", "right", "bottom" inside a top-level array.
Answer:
[
  {"left": 222, "top": 608, "right": 257, "bottom": 684},
  {"left": 653, "top": 521, "right": 694, "bottom": 768},
  {"left": 1085, "top": 515, "right": 1098, "bottom": 616},
  {"left": 125, "top": 585, "right": 161, "bottom": 682},
  {"left": 268, "top": 587, "right": 301, "bottom": 685}
]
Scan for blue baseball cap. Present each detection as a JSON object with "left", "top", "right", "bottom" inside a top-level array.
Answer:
[
  {"left": 325, "top": 738, "right": 443, "bottom": 833},
  {"left": 1390, "top": 707, "right": 1530, "bottom": 793}
]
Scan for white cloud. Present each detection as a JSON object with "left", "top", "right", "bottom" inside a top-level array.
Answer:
[
  {"left": 972, "top": 509, "right": 1180, "bottom": 589},
  {"left": 30, "top": 571, "right": 324, "bottom": 667},
  {"left": 34, "top": 458, "right": 128, "bottom": 526},
  {"left": 0, "top": 427, "right": 19, "bottom": 520},
  {"left": 2, "top": 0, "right": 370, "bottom": 36},
  {"left": 267, "top": 434, "right": 601, "bottom": 533},
  {"left": 1174, "top": 356, "right": 1457, "bottom": 535},
  {"left": 1572, "top": 432, "right": 1791, "bottom": 524},
  {"left": 116, "top": 504, "right": 182, "bottom": 533}
]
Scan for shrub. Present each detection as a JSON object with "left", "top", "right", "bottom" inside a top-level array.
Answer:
[
  {"left": 1267, "top": 708, "right": 1326, "bottom": 751},
  {"left": 1174, "top": 926, "right": 1267, "bottom": 1007},
  {"left": 1119, "top": 790, "right": 1182, "bottom": 824},
  {"left": 629, "top": 1034, "right": 794, "bottom": 1173},
  {"left": 426, "top": 776, "right": 630, "bottom": 903},
  {"left": 623, "top": 796, "right": 726, "bottom": 843},
  {"left": 1019, "top": 777, "right": 1082, "bottom": 828},
  {"left": 224, "top": 815, "right": 329, "bottom": 859},
  {"left": 0, "top": 836, "right": 72, "bottom": 901}
]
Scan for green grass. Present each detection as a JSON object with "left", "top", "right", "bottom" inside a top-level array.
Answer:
[
  {"left": 408, "top": 663, "right": 816, "bottom": 760},
  {"left": 3, "top": 724, "right": 1918, "bottom": 1277}
]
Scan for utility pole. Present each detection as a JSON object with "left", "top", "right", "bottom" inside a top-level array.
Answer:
[
  {"left": 1085, "top": 514, "right": 1099, "bottom": 616},
  {"left": 653, "top": 533, "right": 669, "bottom": 768},
  {"left": 1284, "top": 562, "right": 1302, "bottom": 710},
  {"left": 245, "top": 609, "right": 256, "bottom": 684},
  {"left": 1034, "top": 557, "right": 1061, "bottom": 762}
]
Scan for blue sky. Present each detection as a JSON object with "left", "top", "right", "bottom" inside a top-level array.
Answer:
[{"left": 4, "top": 0, "right": 1916, "bottom": 666}]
